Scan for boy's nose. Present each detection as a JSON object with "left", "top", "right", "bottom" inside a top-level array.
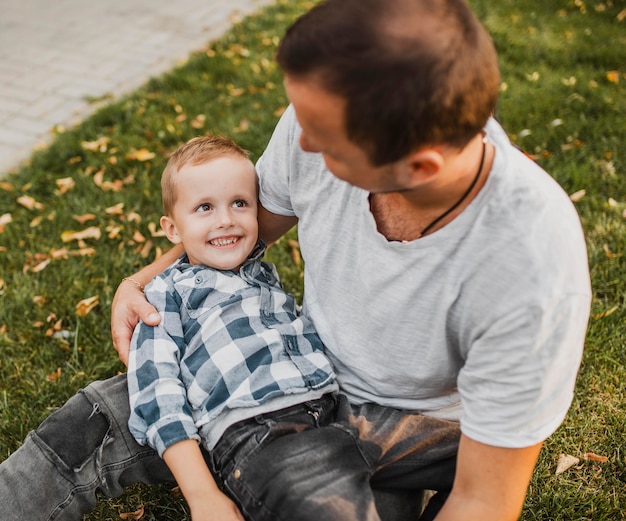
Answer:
[{"left": 215, "top": 208, "right": 234, "bottom": 227}]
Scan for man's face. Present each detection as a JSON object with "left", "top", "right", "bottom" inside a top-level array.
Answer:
[{"left": 284, "top": 75, "right": 411, "bottom": 193}]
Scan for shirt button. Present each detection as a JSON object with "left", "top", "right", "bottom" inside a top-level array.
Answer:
[{"left": 233, "top": 469, "right": 241, "bottom": 479}]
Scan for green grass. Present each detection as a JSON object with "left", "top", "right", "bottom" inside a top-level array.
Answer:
[{"left": 0, "top": 0, "right": 624, "bottom": 519}]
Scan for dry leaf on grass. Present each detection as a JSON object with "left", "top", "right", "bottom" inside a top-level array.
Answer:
[
  {"left": 119, "top": 505, "right": 144, "bottom": 520},
  {"left": 76, "top": 296, "right": 99, "bottom": 317},
  {"left": 55, "top": 177, "right": 75, "bottom": 194},
  {"left": 555, "top": 454, "right": 580, "bottom": 475},
  {"left": 126, "top": 148, "right": 155, "bottom": 162},
  {"left": 17, "top": 195, "right": 44, "bottom": 210},
  {"left": 569, "top": 189, "right": 586, "bottom": 202},
  {"left": 0, "top": 213, "right": 12, "bottom": 233},
  {"left": 148, "top": 222, "right": 167, "bottom": 237},
  {"left": 81, "top": 137, "right": 110, "bottom": 152},
  {"left": 583, "top": 452, "right": 609, "bottom": 463},
  {"left": 288, "top": 239, "right": 302, "bottom": 266},
  {"left": 61, "top": 227, "right": 101, "bottom": 243},
  {"left": 74, "top": 213, "right": 97, "bottom": 224},
  {"left": 46, "top": 367, "right": 62, "bottom": 382}
]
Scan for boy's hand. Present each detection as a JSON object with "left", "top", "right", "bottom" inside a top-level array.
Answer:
[
  {"left": 163, "top": 440, "right": 244, "bottom": 521},
  {"left": 189, "top": 491, "right": 245, "bottom": 521}
]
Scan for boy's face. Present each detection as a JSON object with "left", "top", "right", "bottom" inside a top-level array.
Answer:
[{"left": 161, "top": 154, "right": 258, "bottom": 270}]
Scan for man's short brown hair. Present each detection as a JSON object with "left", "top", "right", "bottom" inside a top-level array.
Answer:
[{"left": 277, "top": 0, "right": 500, "bottom": 165}]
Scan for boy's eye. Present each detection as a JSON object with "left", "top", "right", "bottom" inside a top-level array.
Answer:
[
  {"left": 196, "top": 203, "right": 212, "bottom": 212},
  {"left": 232, "top": 200, "right": 247, "bottom": 208}
]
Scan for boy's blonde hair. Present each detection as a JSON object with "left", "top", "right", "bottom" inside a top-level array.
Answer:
[{"left": 161, "top": 135, "right": 250, "bottom": 216}]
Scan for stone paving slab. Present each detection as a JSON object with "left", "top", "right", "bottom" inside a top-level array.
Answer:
[{"left": 0, "top": 0, "right": 275, "bottom": 176}]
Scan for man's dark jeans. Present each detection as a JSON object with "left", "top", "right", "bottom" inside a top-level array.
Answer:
[{"left": 0, "top": 374, "right": 459, "bottom": 520}]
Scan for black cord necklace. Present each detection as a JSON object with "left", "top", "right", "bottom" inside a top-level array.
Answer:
[{"left": 418, "top": 138, "right": 487, "bottom": 238}]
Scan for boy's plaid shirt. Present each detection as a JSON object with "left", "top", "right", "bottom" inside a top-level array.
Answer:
[{"left": 127, "top": 243, "right": 336, "bottom": 456}]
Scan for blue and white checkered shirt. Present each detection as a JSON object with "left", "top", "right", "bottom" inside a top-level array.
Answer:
[{"left": 127, "top": 242, "right": 336, "bottom": 455}]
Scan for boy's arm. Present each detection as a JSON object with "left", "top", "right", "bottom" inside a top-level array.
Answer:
[
  {"left": 435, "top": 434, "right": 542, "bottom": 521},
  {"left": 162, "top": 440, "right": 244, "bottom": 521}
]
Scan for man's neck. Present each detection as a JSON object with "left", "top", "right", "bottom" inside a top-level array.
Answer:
[{"left": 369, "top": 136, "right": 493, "bottom": 242}]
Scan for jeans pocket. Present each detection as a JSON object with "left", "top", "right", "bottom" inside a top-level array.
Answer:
[{"left": 212, "top": 418, "right": 271, "bottom": 473}]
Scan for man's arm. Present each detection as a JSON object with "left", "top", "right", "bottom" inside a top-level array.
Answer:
[
  {"left": 436, "top": 434, "right": 542, "bottom": 521},
  {"left": 111, "top": 244, "right": 183, "bottom": 364},
  {"left": 258, "top": 205, "right": 298, "bottom": 244},
  {"left": 162, "top": 440, "right": 244, "bottom": 521}
]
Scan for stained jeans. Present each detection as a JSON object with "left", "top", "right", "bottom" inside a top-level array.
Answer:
[{"left": 0, "top": 374, "right": 460, "bottom": 520}]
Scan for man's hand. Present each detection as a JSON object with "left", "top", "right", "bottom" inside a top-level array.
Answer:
[
  {"left": 111, "top": 279, "right": 160, "bottom": 365},
  {"left": 111, "top": 245, "right": 183, "bottom": 364},
  {"left": 435, "top": 434, "right": 542, "bottom": 521}
]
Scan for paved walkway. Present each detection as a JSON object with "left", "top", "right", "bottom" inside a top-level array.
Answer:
[{"left": 0, "top": 0, "right": 275, "bottom": 176}]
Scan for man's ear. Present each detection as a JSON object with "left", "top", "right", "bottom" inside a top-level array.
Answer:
[
  {"left": 160, "top": 215, "right": 182, "bottom": 244},
  {"left": 405, "top": 149, "right": 445, "bottom": 186}
]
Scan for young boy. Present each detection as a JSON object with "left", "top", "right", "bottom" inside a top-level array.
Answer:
[{"left": 127, "top": 135, "right": 337, "bottom": 521}]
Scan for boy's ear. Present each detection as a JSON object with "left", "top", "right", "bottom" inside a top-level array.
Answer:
[
  {"left": 160, "top": 215, "right": 181, "bottom": 244},
  {"left": 405, "top": 148, "right": 445, "bottom": 185}
]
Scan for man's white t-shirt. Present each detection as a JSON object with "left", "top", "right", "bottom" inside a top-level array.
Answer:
[{"left": 257, "top": 105, "right": 591, "bottom": 448}]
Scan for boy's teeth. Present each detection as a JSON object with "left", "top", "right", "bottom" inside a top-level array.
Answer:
[{"left": 211, "top": 238, "right": 237, "bottom": 246}]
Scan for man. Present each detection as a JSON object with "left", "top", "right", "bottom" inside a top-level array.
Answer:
[{"left": 0, "top": 0, "right": 591, "bottom": 519}]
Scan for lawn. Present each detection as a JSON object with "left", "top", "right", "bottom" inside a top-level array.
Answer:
[{"left": 0, "top": 0, "right": 624, "bottom": 519}]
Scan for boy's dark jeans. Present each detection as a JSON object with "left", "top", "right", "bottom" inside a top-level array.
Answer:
[{"left": 0, "top": 374, "right": 459, "bottom": 520}]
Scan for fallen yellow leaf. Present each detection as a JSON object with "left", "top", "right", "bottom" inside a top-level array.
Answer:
[
  {"left": 127, "top": 212, "right": 142, "bottom": 223},
  {"left": 32, "top": 295, "right": 46, "bottom": 305},
  {"left": 0, "top": 213, "right": 12, "bottom": 233},
  {"left": 139, "top": 240, "right": 153, "bottom": 259},
  {"left": 32, "top": 258, "right": 51, "bottom": 273},
  {"left": 133, "top": 230, "right": 146, "bottom": 243},
  {"left": 74, "top": 213, "right": 97, "bottom": 224},
  {"left": 191, "top": 114, "right": 206, "bottom": 128},
  {"left": 233, "top": 117, "right": 249, "bottom": 133},
  {"left": 583, "top": 452, "right": 609, "bottom": 463},
  {"left": 592, "top": 305, "right": 619, "bottom": 320},
  {"left": 17, "top": 195, "right": 44, "bottom": 210},
  {"left": 105, "top": 203, "right": 125, "bottom": 215},
  {"left": 569, "top": 189, "right": 586, "bottom": 202},
  {"left": 288, "top": 239, "right": 301, "bottom": 266},
  {"left": 606, "top": 70, "right": 620, "bottom": 84},
  {"left": 76, "top": 295, "right": 99, "bottom": 317},
  {"left": 119, "top": 505, "right": 144, "bottom": 520},
  {"left": 126, "top": 148, "right": 155, "bottom": 162},
  {"left": 81, "top": 137, "right": 110, "bottom": 152},
  {"left": 46, "top": 367, "right": 62, "bottom": 382},
  {"left": 556, "top": 454, "right": 579, "bottom": 475},
  {"left": 107, "top": 226, "right": 122, "bottom": 239},
  {"left": 55, "top": 177, "right": 75, "bottom": 194},
  {"left": 61, "top": 227, "right": 101, "bottom": 242},
  {"left": 148, "top": 222, "right": 167, "bottom": 237}
]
